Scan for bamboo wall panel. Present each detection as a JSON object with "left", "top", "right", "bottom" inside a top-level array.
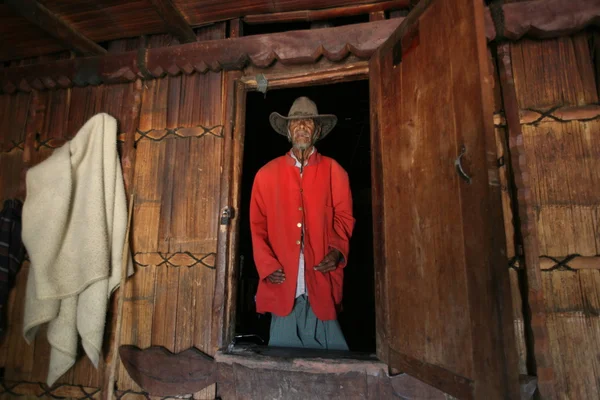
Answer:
[
  {"left": 511, "top": 32, "right": 600, "bottom": 397},
  {"left": 490, "top": 43, "right": 528, "bottom": 375},
  {"left": 511, "top": 33, "right": 597, "bottom": 109},
  {"left": 522, "top": 121, "right": 600, "bottom": 256},
  {"left": 0, "top": 38, "right": 142, "bottom": 397},
  {"left": 542, "top": 269, "right": 600, "bottom": 399},
  {"left": 118, "top": 25, "right": 225, "bottom": 398}
]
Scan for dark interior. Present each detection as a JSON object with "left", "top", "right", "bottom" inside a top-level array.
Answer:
[{"left": 235, "top": 80, "right": 375, "bottom": 353}]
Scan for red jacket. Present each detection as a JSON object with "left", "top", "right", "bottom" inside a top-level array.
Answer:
[{"left": 250, "top": 150, "right": 354, "bottom": 320}]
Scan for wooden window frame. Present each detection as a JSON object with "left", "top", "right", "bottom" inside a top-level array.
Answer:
[{"left": 213, "top": 59, "right": 372, "bottom": 355}]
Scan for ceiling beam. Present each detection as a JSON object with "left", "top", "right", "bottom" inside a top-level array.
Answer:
[
  {"left": 4, "top": 0, "right": 107, "bottom": 56},
  {"left": 2, "top": 0, "right": 600, "bottom": 94},
  {"left": 243, "top": 0, "right": 409, "bottom": 24},
  {"left": 148, "top": 0, "right": 197, "bottom": 43}
]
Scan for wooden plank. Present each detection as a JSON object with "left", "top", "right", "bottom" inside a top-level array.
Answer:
[
  {"left": 368, "top": 45, "right": 389, "bottom": 367},
  {"left": 194, "top": 266, "right": 216, "bottom": 354},
  {"left": 496, "top": 42, "right": 555, "bottom": 397},
  {"left": 3, "top": 0, "right": 107, "bottom": 56},
  {"left": 148, "top": 0, "right": 196, "bottom": 44},
  {"left": 243, "top": 0, "right": 407, "bottom": 24},
  {"left": 370, "top": 0, "right": 519, "bottom": 396},
  {"left": 117, "top": 266, "right": 156, "bottom": 392},
  {"left": 212, "top": 73, "right": 243, "bottom": 352},
  {"left": 151, "top": 266, "right": 179, "bottom": 352}
]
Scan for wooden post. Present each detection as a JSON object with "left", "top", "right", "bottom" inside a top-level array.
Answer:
[
  {"left": 102, "top": 79, "right": 142, "bottom": 399},
  {"left": 496, "top": 42, "right": 555, "bottom": 397},
  {"left": 103, "top": 194, "right": 135, "bottom": 400}
]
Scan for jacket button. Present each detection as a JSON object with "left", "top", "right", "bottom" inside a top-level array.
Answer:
[
  {"left": 300, "top": 189, "right": 303, "bottom": 193},
  {"left": 299, "top": 207, "right": 303, "bottom": 211},
  {"left": 296, "top": 240, "right": 301, "bottom": 245},
  {"left": 297, "top": 222, "right": 302, "bottom": 228}
]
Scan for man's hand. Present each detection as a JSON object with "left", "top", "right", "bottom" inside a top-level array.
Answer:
[
  {"left": 267, "top": 269, "right": 285, "bottom": 284},
  {"left": 314, "top": 249, "right": 342, "bottom": 273}
]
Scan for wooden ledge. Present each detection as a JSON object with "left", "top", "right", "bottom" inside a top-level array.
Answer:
[{"left": 216, "top": 345, "right": 385, "bottom": 375}]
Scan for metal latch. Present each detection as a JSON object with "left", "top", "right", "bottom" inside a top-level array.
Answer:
[{"left": 220, "top": 206, "right": 233, "bottom": 225}]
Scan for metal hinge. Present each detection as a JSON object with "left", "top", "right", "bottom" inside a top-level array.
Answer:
[{"left": 220, "top": 206, "right": 234, "bottom": 225}]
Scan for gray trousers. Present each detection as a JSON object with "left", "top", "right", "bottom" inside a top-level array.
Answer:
[{"left": 269, "top": 295, "right": 348, "bottom": 351}]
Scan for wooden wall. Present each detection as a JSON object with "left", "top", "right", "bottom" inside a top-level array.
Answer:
[
  {"left": 1, "top": 23, "right": 600, "bottom": 400},
  {"left": 0, "top": 24, "right": 227, "bottom": 400},
  {"left": 503, "top": 32, "right": 600, "bottom": 399}
]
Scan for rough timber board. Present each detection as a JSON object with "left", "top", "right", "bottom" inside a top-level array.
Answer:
[{"left": 369, "top": 0, "right": 518, "bottom": 397}]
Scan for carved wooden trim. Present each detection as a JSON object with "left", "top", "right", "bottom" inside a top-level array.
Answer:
[
  {"left": 119, "top": 346, "right": 216, "bottom": 396},
  {"left": 2, "top": 0, "right": 600, "bottom": 94},
  {"left": 133, "top": 252, "right": 216, "bottom": 269},
  {"left": 485, "top": 0, "right": 600, "bottom": 42},
  {"left": 0, "top": 19, "right": 398, "bottom": 94}
]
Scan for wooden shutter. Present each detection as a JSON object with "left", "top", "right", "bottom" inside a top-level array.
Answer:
[{"left": 369, "top": 0, "right": 519, "bottom": 398}]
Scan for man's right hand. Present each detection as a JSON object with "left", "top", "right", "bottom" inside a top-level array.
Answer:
[{"left": 267, "top": 269, "right": 285, "bottom": 284}]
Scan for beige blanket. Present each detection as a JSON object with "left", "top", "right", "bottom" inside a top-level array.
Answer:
[{"left": 22, "top": 113, "right": 133, "bottom": 386}]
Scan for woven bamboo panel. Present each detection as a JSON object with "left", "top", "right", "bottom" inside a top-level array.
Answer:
[
  {"left": 542, "top": 269, "right": 600, "bottom": 399},
  {"left": 117, "top": 25, "right": 226, "bottom": 397},
  {"left": 511, "top": 33, "right": 597, "bottom": 110},
  {"left": 511, "top": 33, "right": 600, "bottom": 397},
  {"left": 521, "top": 120, "right": 600, "bottom": 256}
]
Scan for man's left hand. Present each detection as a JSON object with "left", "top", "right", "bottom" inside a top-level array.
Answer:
[{"left": 314, "top": 249, "right": 342, "bottom": 273}]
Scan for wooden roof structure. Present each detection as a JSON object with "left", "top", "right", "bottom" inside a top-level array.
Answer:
[{"left": 0, "top": 0, "right": 414, "bottom": 62}]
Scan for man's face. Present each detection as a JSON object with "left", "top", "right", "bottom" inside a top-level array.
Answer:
[{"left": 288, "top": 118, "right": 318, "bottom": 150}]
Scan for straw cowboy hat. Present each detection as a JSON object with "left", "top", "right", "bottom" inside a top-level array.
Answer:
[{"left": 269, "top": 96, "right": 337, "bottom": 141}]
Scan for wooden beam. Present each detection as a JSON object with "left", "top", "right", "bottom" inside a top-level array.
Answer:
[
  {"left": 496, "top": 42, "right": 555, "bottom": 397},
  {"left": 148, "top": 0, "right": 197, "bottom": 43},
  {"left": 2, "top": 0, "right": 600, "bottom": 93},
  {"left": 369, "top": 11, "right": 387, "bottom": 21},
  {"left": 4, "top": 0, "right": 107, "bottom": 56},
  {"left": 0, "top": 18, "right": 400, "bottom": 93},
  {"left": 243, "top": 0, "right": 409, "bottom": 24},
  {"left": 484, "top": 0, "right": 600, "bottom": 41}
]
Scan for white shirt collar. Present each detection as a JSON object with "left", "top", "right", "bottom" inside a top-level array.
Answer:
[{"left": 289, "top": 147, "right": 315, "bottom": 168}]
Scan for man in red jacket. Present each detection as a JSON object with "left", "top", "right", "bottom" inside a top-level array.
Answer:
[{"left": 250, "top": 96, "right": 355, "bottom": 350}]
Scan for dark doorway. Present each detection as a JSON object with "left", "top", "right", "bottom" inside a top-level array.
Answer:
[{"left": 235, "top": 80, "right": 375, "bottom": 353}]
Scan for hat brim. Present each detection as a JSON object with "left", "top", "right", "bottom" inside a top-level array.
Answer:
[{"left": 269, "top": 112, "right": 338, "bottom": 141}]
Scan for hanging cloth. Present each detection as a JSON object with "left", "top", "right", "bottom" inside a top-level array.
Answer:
[
  {"left": 21, "top": 113, "right": 133, "bottom": 386},
  {"left": 0, "top": 198, "right": 25, "bottom": 337}
]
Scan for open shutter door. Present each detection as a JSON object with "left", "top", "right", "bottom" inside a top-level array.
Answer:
[{"left": 369, "top": 0, "right": 519, "bottom": 399}]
